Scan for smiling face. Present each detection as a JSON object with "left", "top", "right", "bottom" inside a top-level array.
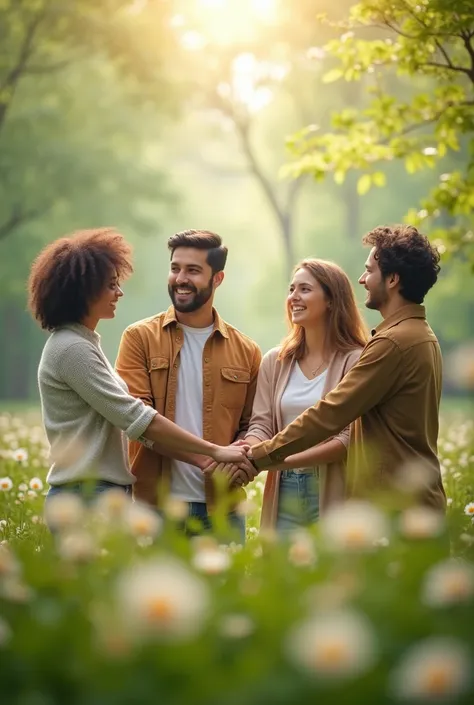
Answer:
[
  {"left": 87, "top": 272, "right": 123, "bottom": 322},
  {"left": 168, "top": 247, "right": 222, "bottom": 314},
  {"left": 287, "top": 267, "right": 330, "bottom": 327},
  {"left": 358, "top": 247, "right": 389, "bottom": 311}
]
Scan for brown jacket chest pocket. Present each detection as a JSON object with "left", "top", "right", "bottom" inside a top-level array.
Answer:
[
  {"left": 148, "top": 356, "right": 169, "bottom": 399},
  {"left": 220, "top": 367, "right": 250, "bottom": 409}
]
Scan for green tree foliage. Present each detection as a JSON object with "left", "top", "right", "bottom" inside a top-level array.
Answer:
[{"left": 286, "top": 0, "right": 474, "bottom": 265}]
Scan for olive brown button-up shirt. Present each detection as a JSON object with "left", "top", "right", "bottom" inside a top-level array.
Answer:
[
  {"left": 252, "top": 304, "right": 446, "bottom": 510},
  {"left": 115, "top": 306, "right": 261, "bottom": 509}
]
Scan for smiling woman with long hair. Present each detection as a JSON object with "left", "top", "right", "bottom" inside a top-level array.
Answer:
[
  {"left": 245, "top": 258, "right": 368, "bottom": 535},
  {"left": 28, "top": 228, "right": 246, "bottom": 508}
]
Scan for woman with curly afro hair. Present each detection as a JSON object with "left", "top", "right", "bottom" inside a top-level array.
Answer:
[{"left": 28, "top": 228, "right": 246, "bottom": 506}]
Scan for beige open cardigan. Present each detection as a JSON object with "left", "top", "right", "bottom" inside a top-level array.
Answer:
[{"left": 246, "top": 346, "right": 363, "bottom": 530}]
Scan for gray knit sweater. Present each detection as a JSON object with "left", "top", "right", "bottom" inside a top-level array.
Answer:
[{"left": 38, "top": 323, "right": 156, "bottom": 486}]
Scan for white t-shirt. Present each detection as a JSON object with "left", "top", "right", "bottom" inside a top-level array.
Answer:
[
  {"left": 169, "top": 323, "right": 214, "bottom": 502},
  {"left": 280, "top": 363, "right": 327, "bottom": 472}
]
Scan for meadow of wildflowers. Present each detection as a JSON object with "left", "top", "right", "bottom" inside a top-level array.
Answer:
[{"left": 1, "top": 409, "right": 474, "bottom": 704}]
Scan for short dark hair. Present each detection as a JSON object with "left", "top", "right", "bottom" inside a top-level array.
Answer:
[
  {"left": 28, "top": 228, "right": 133, "bottom": 331},
  {"left": 363, "top": 225, "right": 441, "bottom": 304},
  {"left": 167, "top": 229, "right": 228, "bottom": 273}
]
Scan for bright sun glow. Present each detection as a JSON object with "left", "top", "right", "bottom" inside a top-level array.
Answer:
[{"left": 177, "top": 0, "right": 278, "bottom": 46}]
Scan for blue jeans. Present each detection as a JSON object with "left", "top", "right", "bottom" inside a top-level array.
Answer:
[
  {"left": 46, "top": 480, "right": 132, "bottom": 504},
  {"left": 276, "top": 471, "right": 319, "bottom": 536},
  {"left": 181, "top": 502, "right": 245, "bottom": 544}
]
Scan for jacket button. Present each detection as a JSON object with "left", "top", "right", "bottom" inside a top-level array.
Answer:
[{"left": 204, "top": 357, "right": 209, "bottom": 363}]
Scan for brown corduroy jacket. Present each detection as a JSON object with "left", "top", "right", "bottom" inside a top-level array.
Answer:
[
  {"left": 115, "top": 306, "right": 261, "bottom": 509},
  {"left": 252, "top": 305, "right": 446, "bottom": 511}
]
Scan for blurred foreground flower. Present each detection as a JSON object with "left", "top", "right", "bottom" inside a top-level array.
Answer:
[
  {"left": 0, "top": 545, "right": 20, "bottom": 578},
  {"left": 44, "top": 493, "right": 85, "bottom": 531},
  {"left": 124, "top": 502, "right": 161, "bottom": 539},
  {"left": 399, "top": 507, "right": 445, "bottom": 540},
  {"left": 321, "top": 500, "right": 389, "bottom": 551},
  {"left": 288, "top": 530, "right": 317, "bottom": 567},
  {"left": 192, "top": 544, "right": 231, "bottom": 574},
  {"left": 163, "top": 497, "right": 188, "bottom": 521},
  {"left": 287, "top": 609, "right": 377, "bottom": 678},
  {"left": 116, "top": 557, "right": 210, "bottom": 641},
  {"left": 94, "top": 488, "right": 130, "bottom": 522},
  {"left": 422, "top": 559, "right": 474, "bottom": 607},
  {"left": 218, "top": 613, "right": 255, "bottom": 639},
  {"left": 58, "top": 530, "right": 97, "bottom": 563},
  {"left": 391, "top": 637, "right": 471, "bottom": 700},
  {"left": 0, "top": 477, "right": 13, "bottom": 492}
]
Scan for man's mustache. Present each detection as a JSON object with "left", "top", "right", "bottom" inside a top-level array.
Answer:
[{"left": 171, "top": 285, "right": 197, "bottom": 294}]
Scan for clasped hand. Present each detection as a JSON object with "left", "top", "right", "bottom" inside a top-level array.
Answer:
[{"left": 205, "top": 440, "right": 259, "bottom": 488}]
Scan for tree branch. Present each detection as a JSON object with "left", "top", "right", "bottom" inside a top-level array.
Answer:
[
  {"left": 0, "top": 204, "right": 46, "bottom": 241},
  {"left": 0, "top": 10, "right": 45, "bottom": 133}
]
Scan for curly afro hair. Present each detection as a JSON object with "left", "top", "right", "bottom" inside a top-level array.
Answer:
[
  {"left": 28, "top": 228, "right": 133, "bottom": 331},
  {"left": 363, "top": 225, "right": 441, "bottom": 304}
]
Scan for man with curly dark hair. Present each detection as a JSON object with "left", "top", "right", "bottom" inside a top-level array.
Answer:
[
  {"left": 247, "top": 225, "right": 446, "bottom": 511},
  {"left": 28, "top": 228, "right": 248, "bottom": 507}
]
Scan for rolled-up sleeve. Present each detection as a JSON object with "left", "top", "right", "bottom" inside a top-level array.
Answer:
[
  {"left": 252, "top": 338, "right": 401, "bottom": 468},
  {"left": 59, "top": 341, "right": 157, "bottom": 440}
]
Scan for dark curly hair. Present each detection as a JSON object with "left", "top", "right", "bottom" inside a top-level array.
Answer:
[
  {"left": 362, "top": 225, "right": 441, "bottom": 304},
  {"left": 167, "top": 229, "right": 228, "bottom": 273},
  {"left": 28, "top": 228, "right": 133, "bottom": 331}
]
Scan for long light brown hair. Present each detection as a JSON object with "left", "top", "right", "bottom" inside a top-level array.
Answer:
[{"left": 279, "top": 258, "right": 368, "bottom": 361}]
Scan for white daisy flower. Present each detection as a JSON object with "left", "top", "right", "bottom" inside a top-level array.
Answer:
[
  {"left": 18, "top": 483, "right": 28, "bottom": 492},
  {"left": 58, "top": 530, "right": 96, "bottom": 563},
  {"left": 287, "top": 609, "right": 377, "bottom": 678},
  {"left": 192, "top": 545, "right": 231, "bottom": 575},
  {"left": 390, "top": 637, "right": 471, "bottom": 700},
  {"left": 399, "top": 507, "right": 445, "bottom": 540},
  {"left": 321, "top": 500, "right": 389, "bottom": 551},
  {"left": 0, "top": 520, "right": 6, "bottom": 531},
  {"left": 163, "top": 497, "right": 188, "bottom": 521},
  {"left": 94, "top": 488, "right": 130, "bottom": 522},
  {"left": 44, "top": 493, "right": 85, "bottom": 531},
  {"left": 422, "top": 559, "right": 474, "bottom": 607},
  {"left": 124, "top": 502, "right": 161, "bottom": 539},
  {"left": 0, "top": 477, "right": 13, "bottom": 492},
  {"left": 463, "top": 502, "right": 474, "bottom": 517},
  {"left": 116, "top": 557, "right": 210, "bottom": 641},
  {"left": 29, "top": 477, "right": 43, "bottom": 492},
  {"left": 235, "top": 499, "right": 258, "bottom": 517},
  {"left": 288, "top": 530, "right": 317, "bottom": 567},
  {"left": 12, "top": 448, "right": 28, "bottom": 463}
]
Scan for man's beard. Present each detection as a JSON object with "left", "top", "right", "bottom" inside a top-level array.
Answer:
[
  {"left": 365, "top": 283, "right": 388, "bottom": 311},
  {"left": 168, "top": 277, "right": 214, "bottom": 313}
]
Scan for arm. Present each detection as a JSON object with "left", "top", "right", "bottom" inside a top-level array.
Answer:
[
  {"left": 251, "top": 337, "right": 402, "bottom": 468},
  {"left": 243, "top": 351, "right": 275, "bottom": 443},
  {"left": 234, "top": 344, "right": 262, "bottom": 441},
  {"left": 115, "top": 327, "right": 210, "bottom": 467},
  {"left": 61, "top": 342, "right": 245, "bottom": 465},
  {"left": 283, "top": 437, "right": 347, "bottom": 469}
]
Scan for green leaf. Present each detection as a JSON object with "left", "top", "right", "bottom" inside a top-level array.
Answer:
[
  {"left": 372, "top": 171, "right": 386, "bottom": 187},
  {"left": 357, "top": 173, "right": 372, "bottom": 195},
  {"left": 323, "top": 68, "right": 343, "bottom": 84}
]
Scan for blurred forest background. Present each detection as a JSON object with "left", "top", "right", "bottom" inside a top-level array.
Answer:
[{"left": 1, "top": 0, "right": 473, "bottom": 404}]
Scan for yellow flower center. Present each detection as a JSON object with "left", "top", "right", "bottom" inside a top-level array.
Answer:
[
  {"left": 146, "top": 597, "right": 174, "bottom": 623},
  {"left": 316, "top": 640, "right": 348, "bottom": 668},
  {"left": 423, "top": 665, "right": 452, "bottom": 695},
  {"left": 345, "top": 526, "right": 367, "bottom": 546}
]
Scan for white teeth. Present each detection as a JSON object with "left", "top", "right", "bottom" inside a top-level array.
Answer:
[
  {"left": 176, "top": 289, "right": 192, "bottom": 294},
  {"left": 292, "top": 307, "right": 305, "bottom": 312}
]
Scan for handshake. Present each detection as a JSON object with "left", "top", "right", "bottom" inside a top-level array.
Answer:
[{"left": 202, "top": 439, "right": 259, "bottom": 488}]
